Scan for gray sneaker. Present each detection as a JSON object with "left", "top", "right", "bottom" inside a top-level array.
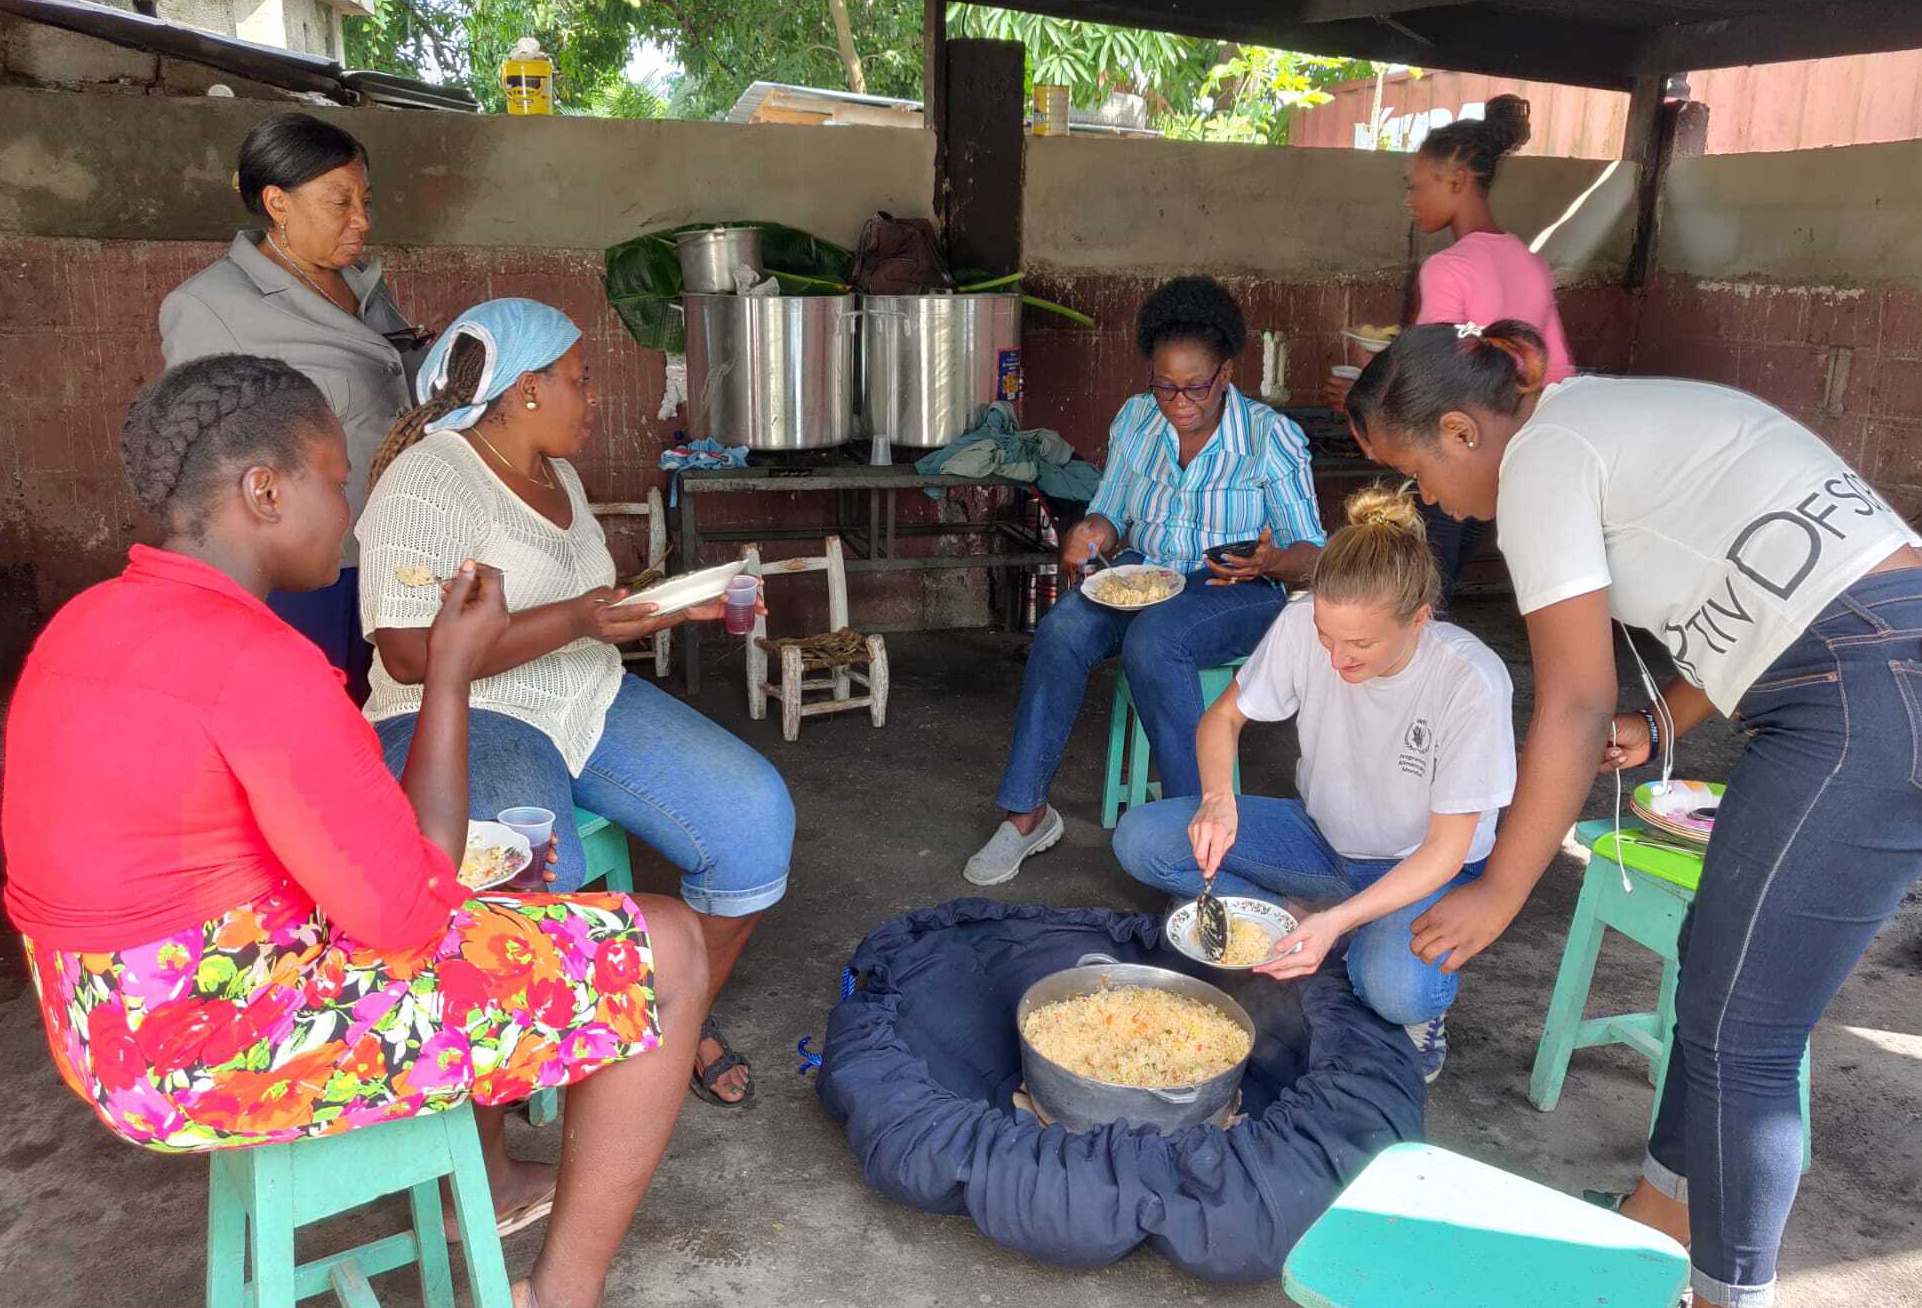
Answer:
[{"left": 963, "top": 807, "right": 1065, "bottom": 886}]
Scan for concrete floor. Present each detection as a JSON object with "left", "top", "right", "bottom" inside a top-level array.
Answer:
[{"left": 2, "top": 595, "right": 1919, "bottom": 1307}]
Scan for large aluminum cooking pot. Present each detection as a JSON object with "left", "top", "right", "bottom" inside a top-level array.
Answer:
[
  {"left": 1016, "top": 952, "right": 1254, "bottom": 1132},
  {"left": 860, "top": 293, "right": 1022, "bottom": 449},
  {"left": 683, "top": 293, "right": 856, "bottom": 451},
  {"left": 676, "top": 227, "right": 763, "bottom": 294}
]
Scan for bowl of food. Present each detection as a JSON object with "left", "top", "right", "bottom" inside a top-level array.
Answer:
[
  {"left": 1083, "top": 564, "right": 1185, "bottom": 611},
  {"left": 1016, "top": 953, "right": 1255, "bottom": 1131},
  {"left": 1165, "top": 896, "right": 1298, "bottom": 971},
  {"left": 459, "top": 820, "right": 533, "bottom": 892},
  {"left": 1342, "top": 324, "right": 1402, "bottom": 354}
]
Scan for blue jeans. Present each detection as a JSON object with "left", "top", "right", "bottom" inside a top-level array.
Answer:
[
  {"left": 1643, "top": 567, "right": 1922, "bottom": 1308},
  {"left": 996, "top": 555, "right": 1289, "bottom": 812},
  {"left": 374, "top": 673, "right": 794, "bottom": 915},
  {"left": 269, "top": 568, "right": 372, "bottom": 704},
  {"left": 1112, "top": 795, "right": 1484, "bottom": 1025}
]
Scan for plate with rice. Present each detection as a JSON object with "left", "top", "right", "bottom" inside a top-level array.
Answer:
[
  {"left": 459, "top": 820, "right": 532, "bottom": 892},
  {"left": 1164, "top": 896, "right": 1299, "bottom": 970},
  {"left": 1082, "top": 564, "right": 1185, "bottom": 611}
]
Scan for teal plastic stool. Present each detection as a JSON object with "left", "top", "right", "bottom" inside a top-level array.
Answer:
[
  {"left": 1283, "top": 1142, "right": 1690, "bottom": 1308},
  {"left": 1100, "top": 659, "right": 1246, "bottom": 829},
  {"left": 1530, "top": 818, "right": 1812, "bottom": 1171},
  {"left": 205, "top": 1100, "right": 511, "bottom": 1308},
  {"left": 527, "top": 808, "right": 635, "bottom": 1128}
]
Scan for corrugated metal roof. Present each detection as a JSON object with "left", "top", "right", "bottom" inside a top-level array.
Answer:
[{"left": 0, "top": 0, "right": 475, "bottom": 109}]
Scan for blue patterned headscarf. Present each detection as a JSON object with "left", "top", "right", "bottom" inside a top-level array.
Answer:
[{"left": 415, "top": 298, "right": 583, "bottom": 435}]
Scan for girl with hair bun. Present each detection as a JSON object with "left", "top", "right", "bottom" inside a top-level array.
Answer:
[
  {"left": 1114, "top": 483, "right": 1517, "bottom": 1083},
  {"left": 1347, "top": 319, "right": 1922, "bottom": 1308},
  {"left": 1331, "top": 93, "right": 1575, "bottom": 605}
]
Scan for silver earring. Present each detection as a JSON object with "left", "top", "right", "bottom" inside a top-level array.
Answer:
[{"left": 526, "top": 401, "right": 538, "bottom": 410}]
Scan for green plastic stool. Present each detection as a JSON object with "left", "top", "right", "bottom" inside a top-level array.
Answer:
[
  {"left": 204, "top": 1100, "right": 511, "bottom": 1308},
  {"left": 1100, "top": 659, "right": 1246, "bottom": 829},
  {"left": 527, "top": 808, "right": 635, "bottom": 1128},
  {"left": 1283, "top": 1142, "right": 1689, "bottom": 1308},
  {"left": 1529, "top": 819, "right": 1812, "bottom": 1171}
]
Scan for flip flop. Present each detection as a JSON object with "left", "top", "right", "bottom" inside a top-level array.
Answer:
[
  {"left": 446, "top": 1182, "right": 556, "bottom": 1244},
  {"left": 690, "top": 1015, "right": 755, "bottom": 1108}
]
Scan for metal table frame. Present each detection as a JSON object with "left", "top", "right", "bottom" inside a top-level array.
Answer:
[{"left": 673, "top": 463, "right": 1055, "bottom": 691}]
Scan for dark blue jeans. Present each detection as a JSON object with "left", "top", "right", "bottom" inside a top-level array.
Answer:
[
  {"left": 995, "top": 554, "right": 1289, "bottom": 812},
  {"left": 1644, "top": 567, "right": 1922, "bottom": 1307},
  {"left": 1419, "top": 501, "right": 1488, "bottom": 612}
]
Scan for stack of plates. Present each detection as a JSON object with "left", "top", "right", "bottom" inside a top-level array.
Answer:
[{"left": 1628, "top": 779, "right": 1724, "bottom": 845}]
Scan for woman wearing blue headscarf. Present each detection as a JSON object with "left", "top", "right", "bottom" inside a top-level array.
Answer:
[{"left": 358, "top": 300, "right": 791, "bottom": 1136}]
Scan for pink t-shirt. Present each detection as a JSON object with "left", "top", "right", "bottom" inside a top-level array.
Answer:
[{"left": 1416, "top": 231, "right": 1576, "bottom": 384}]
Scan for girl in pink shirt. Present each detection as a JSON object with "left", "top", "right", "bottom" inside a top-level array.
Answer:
[{"left": 1336, "top": 96, "right": 1577, "bottom": 604}]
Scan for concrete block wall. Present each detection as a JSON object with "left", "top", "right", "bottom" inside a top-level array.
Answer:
[
  {"left": 1635, "top": 140, "right": 1922, "bottom": 518},
  {"left": 0, "top": 88, "right": 951, "bottom": 660}
]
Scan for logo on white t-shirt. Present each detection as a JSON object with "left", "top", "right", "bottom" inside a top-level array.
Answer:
[{"left": 1398, "top": 716, "right": 1434, "bottom": 777}]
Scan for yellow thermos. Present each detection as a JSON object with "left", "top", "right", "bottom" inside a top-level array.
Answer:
[{"left": 500, "top": 37, "right": 554, "bottom": 115}]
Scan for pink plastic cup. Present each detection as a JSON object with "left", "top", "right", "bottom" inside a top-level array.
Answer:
[{"left": 724, "top": 575, "right": 759, "bottom": 635}]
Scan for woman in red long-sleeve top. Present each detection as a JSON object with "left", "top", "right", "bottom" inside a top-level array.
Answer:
[{"left": 2, "top": 354, "right": 705, "bottom": 1308}]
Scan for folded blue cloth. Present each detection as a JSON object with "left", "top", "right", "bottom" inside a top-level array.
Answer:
[{"left": 658, "top": 437, "right": 748, "bottom": 505}]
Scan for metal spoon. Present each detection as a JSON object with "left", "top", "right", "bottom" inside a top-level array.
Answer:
[{"left": 1195, "top": 875, "right": 1228, "bottom": 963}]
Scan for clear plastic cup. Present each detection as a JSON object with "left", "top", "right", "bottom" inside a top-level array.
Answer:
[
  {"left": 496, "top": 806, "right": 555, "bottom": 885},
  {"left": 724, "top": 575, "right": 759, "bottom": 635}
]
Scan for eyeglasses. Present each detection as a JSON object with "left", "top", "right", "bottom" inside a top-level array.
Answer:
[{"left": 1148, "top": 362, "right": 1224, "bottom": 406}]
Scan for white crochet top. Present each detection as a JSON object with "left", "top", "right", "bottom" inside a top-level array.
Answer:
[{"left": 357, "top": 431, "right": 622, "bottom": 774}]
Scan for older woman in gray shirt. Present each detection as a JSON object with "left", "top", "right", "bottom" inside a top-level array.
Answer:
[{"left": 160, "top": 111, "right": 429, "bottom": 701}]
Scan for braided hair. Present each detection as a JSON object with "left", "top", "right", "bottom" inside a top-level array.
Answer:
[
  {"left": 1136, "top": 275, "right": 1247, "bottom": 364},
  {"left": 120, "top": 354, "right": 332, "bottom": 532},
  {"left": 1418, "top": 94, "right": 1532, "bottom": 192},
  {"left": 367, "top": 333, "right": 489, "bottom": 488}
]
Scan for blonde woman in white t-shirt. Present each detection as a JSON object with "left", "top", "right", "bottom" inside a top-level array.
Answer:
[
  {"left": 1346, "top": 319, "right": 1922, "bottom": 1308},
  {"left": 1114, "top": 486, "right": 1516, "bottom": 1084}
]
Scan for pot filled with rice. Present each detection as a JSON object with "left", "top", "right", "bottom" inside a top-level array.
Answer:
[{"left": 1016, "top": 954, "right": 1255, "bottom": 1132}]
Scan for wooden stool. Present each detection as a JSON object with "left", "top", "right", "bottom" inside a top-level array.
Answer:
[
  {"left": 204, "top": 1101, "right": 511, "bottom": 1308},
  {"left": 1530, "top": 819, "right": 1811, "bottom": 1171},
  {"left": 1100, "top": 659, "right": 1245, "bottom": 829},
  {"left": 742, "top": 539, "right": 889, "bottom": 742},
  {"left": 527, "top": 808, "right": 634, "bottom": 1129},
  {"left": 1284, "top": 1142, "right": 1689, "bottom": 1308}
]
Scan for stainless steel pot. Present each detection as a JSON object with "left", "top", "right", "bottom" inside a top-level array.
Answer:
[
  {"left": 683, "top": 293, "right": 857, "bottom": 451},
  {"left": 1016, "top": 953, "right": 1254, "bottom": 1132},
  {"left": 860, "top": 293, "right": 1022, "bottom": 449},
  {"left": 676, "top": 227, "right": 764, "bottom": 294}
]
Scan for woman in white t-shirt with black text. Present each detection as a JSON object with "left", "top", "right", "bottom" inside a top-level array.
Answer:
[
  {"left": 1347, "top": 319, "right": 1922, "bottom": 1308},
  {"left": 1114, "top": 486, "right": 1516, "bottom": 1084}
]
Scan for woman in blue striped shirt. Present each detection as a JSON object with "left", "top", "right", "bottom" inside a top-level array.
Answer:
[{"left": 965, "top": 277, "right": 1326, "bottom": 886}]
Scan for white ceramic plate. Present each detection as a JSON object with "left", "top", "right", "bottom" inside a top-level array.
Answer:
[
  {"left": 1341, "top": 328, "right": 1398, "bottom": 354},
  {"left": 1164, "top": 896, "right": 1300, "bottom": 971},
  {"left": 459, "top": 820, "right": 533, "bottom": 893},
  {"left": 1081, "top": 564, "right": 1186, "bottom": 611},
  {"left": 608, "top": 559, "right": 748, "bottom": 616}
]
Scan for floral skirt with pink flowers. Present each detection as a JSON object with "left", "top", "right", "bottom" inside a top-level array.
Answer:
[{"left": 20, "top": 886, "right": 662, "bottom": 1153}]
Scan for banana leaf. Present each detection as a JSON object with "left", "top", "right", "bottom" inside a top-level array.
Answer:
[{"left": 604, "top": 221, "right": 855, "bottom": 353}]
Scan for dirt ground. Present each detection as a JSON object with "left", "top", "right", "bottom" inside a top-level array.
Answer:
[{"left": 1, "top": 596, "right": 1918, "bottom": 1306}]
